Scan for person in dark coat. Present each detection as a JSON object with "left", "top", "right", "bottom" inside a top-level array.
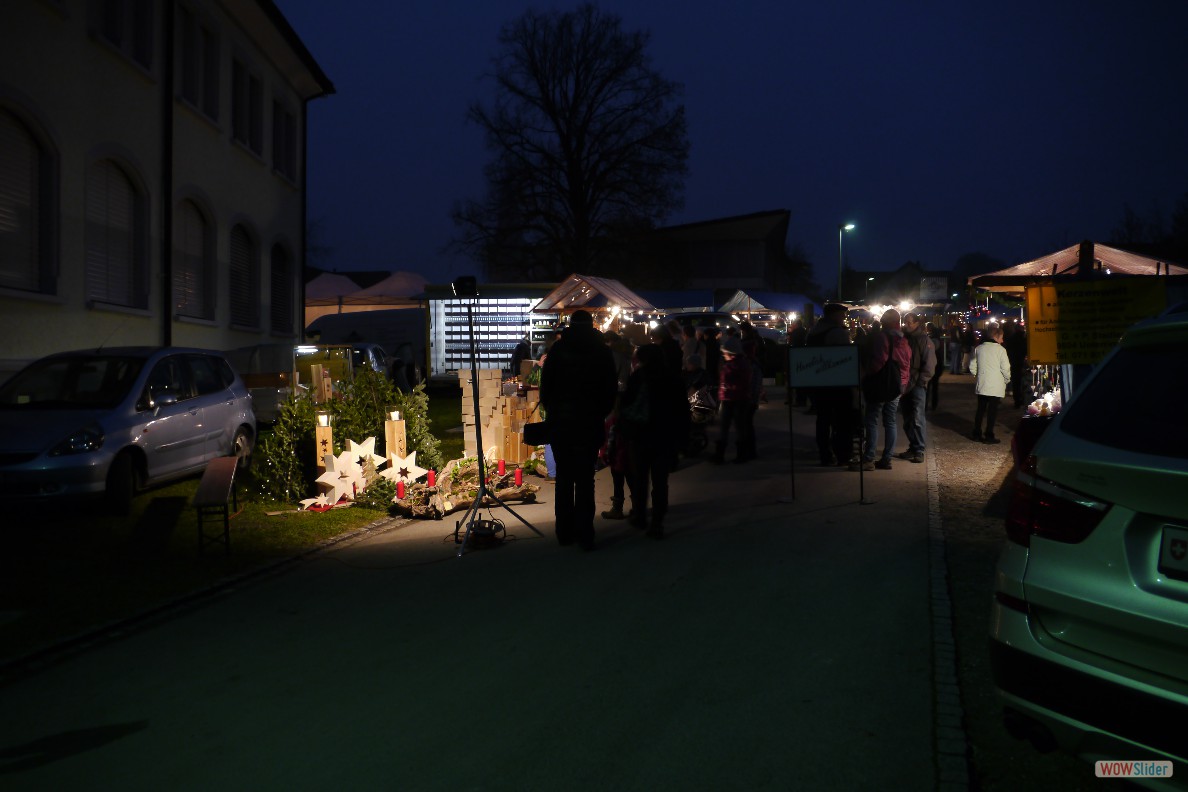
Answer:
[
  {"left": 540, "top": 310, "right": 618, "bottom": 550},
  {"left": 618, "top": 343, "right": 690, "bottom": 539},
  {"left": 509, "top": 334, "right": 532, "bottom": 380},
  {"left": 700, "top": 324, "right": 721, "bottom": 392},
  {"left": 806, "top": 303, "right": 856, "bottom": 466},
  {"left": 1003, "top": 322, "right": 1029, "bottom": 407},
  {"left": 651, "top": 325, "right": 683, "bottom": 376},
  {"left": 710, "top": 336, "right": 752, "bottom": 464}
]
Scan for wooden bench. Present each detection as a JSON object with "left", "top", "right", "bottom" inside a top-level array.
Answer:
[{"left": 193, "top": 456, "right": 239, "bottom": 555}]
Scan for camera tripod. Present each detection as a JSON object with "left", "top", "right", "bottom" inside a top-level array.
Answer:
[{"left": 452, "top": 280, "right": 542, "bottom": 556}]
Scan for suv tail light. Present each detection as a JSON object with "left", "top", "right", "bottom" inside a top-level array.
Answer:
[{"left": 1006, "top": 455, "right": 1110, "bottom": 547}]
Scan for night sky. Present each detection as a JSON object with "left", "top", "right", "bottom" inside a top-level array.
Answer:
[{"left": 278, "top": 1, "right": 1188, "bottom": 290}]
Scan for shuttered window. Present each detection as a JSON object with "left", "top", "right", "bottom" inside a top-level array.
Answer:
[
  {"left": 173, "top": 199, "right": 211, "bottom": 319},
  {"left": 96, "top": 0, "right": 153, "bottom": 70},
  {"left": 86, "top": 159, "right": 146, "bottom": 308},
  {"left": 179, "top": 6, "right": 219, "bottom": 119},
  {"left": 0, "top": 110, "right": 39, "bottom": 292},
  {"left": 269, "top": 244, "right": 293, "bottom": 333},
  {"left": 232, "top": 58, "right": 263, "bottom": 155},
  {"left": 272, "top": 101, "right": 297, "bottom": 180},
  {"left": 229, "top": 224, "right": 258, "bottom": 328}
]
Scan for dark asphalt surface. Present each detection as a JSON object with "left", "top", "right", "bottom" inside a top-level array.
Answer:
[{"left": 0, "top": 378, "right": 1100, "bottom": 791}]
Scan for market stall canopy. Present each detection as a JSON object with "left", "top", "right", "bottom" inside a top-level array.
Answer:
[
  {"left": 305, "top": 272, "right": 363, "bottom": 300},
  {"left": 968, "top": 242, "right": 1188, "bottom": 295},
  {"left": 637, "top": 290, "right": 715, "bottom": 313},
  {"left": 305, "top": 270, "right": 428, "bottom": 325},
  {"left": 348, "top": 271, "right": 429, "bottom": 299},
  {"left": 531, "top": 274, "right": 657, "bottom": 314},
  {"left": 717, "top": 289, "right": 820, "bottom": 316}
]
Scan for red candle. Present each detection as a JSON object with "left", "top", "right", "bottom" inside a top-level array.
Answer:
[
  {"left": 498, "top": 459, "right": 506, "bottom": 475},
  {"left": 396, "top": 480, "right": 405, "bottom": 499},
  {"left": 515, "top": 468, "right": 522, "bottom": 486},
  {"left": 427, "top": 469, "right": 436, "bottom": 486}
]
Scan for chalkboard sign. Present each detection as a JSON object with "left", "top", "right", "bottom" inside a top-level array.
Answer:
[{"left": 788, "top": 346, "right": 859, "bottom": 388}]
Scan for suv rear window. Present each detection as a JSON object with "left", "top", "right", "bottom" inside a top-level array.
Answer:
[{"left": 1059, "top": 343, "right": 1188, "bottom": 459}]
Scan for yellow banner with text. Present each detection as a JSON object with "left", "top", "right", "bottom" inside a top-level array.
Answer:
[{"left": 1026, "top": 279, "right": 1166, "bottom": 364}]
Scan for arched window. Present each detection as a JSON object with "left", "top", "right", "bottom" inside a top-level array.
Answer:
[
  {"left": 229, "top": 224, "right": 259, "bottom": 328},
  {"left": 86, "top": 159, "right": 147, "bottom": 309},
  {"left": 269, "top": 243, "right": 293, "bottom": 333},
  {"left": 173, "top": 199, "right": 213, "bottom": 319},
  {"left": 0, "top": 108, "right": 55, "bottom": 295}
]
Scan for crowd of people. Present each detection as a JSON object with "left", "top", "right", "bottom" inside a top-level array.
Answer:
[
  {"left": 534, "top": 306, "right": 1026, "bottom": 550},
  {"left": 536, "top": 310, "right": 769, "bottom": 549},
  {"left": 793, "top": 306, "right": 1026, "bottom": 471}
]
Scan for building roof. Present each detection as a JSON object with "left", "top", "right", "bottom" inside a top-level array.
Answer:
[
  {"left": 237, "top": 1, "right": 335, "bottom": 100},
  {"left": 650, "top": 209, "right": 790, "bottom": 242}
]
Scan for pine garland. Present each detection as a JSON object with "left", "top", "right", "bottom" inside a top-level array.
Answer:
[{"left": 251, "top": 367, "right": 444, "bottom": 505}]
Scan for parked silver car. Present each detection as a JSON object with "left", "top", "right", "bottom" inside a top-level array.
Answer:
[
  {"left": 0, "top": 347, "right": 255, "bottom": 513},
  {"left": 990, "top": 307, "right": 1188, "bottom": 776}
]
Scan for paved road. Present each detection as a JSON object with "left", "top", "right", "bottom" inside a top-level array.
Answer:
[{"left": 0, "top": 386, "right": 951, "bottom": 790}]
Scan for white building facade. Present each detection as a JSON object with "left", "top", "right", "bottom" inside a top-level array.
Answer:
[{"left": 0, "top": 0, "right": 333, "bottom": 378}]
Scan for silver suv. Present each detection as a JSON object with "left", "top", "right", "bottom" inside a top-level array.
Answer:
[
  {"left": 0, "top": 347, "right": 255, "bottom": 513},
  {"left": 990, "top": 308, "right": 1188, "bottom": 775}
]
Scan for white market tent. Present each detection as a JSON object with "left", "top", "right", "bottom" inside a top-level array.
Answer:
[
  {"left": 531, "top": 273, "right": 657, "bottom": 316},
  {"left": 305, "top": 272, "right": 363, "bottom": 300},
  {"left": 717, "top": 289, "right": 819, "bottom": 318},
  {"left": 305, "top": 270, "right": 428, "bottom": 324}
]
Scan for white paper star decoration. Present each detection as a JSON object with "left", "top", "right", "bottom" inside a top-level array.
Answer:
[
  {"left": 346, "top": 437, "right": 386, "bottom": 471},
  {"left": 316, "top": 449, "right": 368, "bottom": 503},
  {"left": 380, "top": 450, "right": 428, "bottom": 486},
  {"left": 299, "top": 493, "right": 331, "bottom": 510}
]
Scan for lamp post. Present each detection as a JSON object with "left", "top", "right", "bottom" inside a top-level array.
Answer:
[
  {"left": 837, "top": 223, "right": 855, "bottom": 300},
  {"left": 866, "top": 277, "right": 874, "bottom": 302}
]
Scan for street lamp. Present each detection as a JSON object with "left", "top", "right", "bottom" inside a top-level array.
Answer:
[
  {"left": 837, "top": 223, "right": 855, "bottom": 300},
  {"left": 866, "top": 276, "right": 875, "bottom": 302}
]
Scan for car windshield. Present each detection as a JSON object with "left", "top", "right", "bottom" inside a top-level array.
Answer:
[
  {"left": 0, "top": 355, "right": 145, "bottom": 410},
  {"left": 1060, "top": 342, "right": 1188, "bottom": 459}
]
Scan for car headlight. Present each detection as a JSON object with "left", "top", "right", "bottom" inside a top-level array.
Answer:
[{"left": 48, "top": 423, "right": 105, "bottom": 456}]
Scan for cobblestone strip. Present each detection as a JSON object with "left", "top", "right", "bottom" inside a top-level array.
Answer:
[{"left": 928, "top": 448, "right": 973, "bottom": 791}]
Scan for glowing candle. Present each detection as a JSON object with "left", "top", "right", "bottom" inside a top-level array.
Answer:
[
  {"left": 396, "top": 480, "right": 405, "bottom": 499},
  {"left": 514, "top": 468, "right": 522, "bottom": 486},
  {"left": 427, "top": 469, "right": 436, "bottom": 486}
]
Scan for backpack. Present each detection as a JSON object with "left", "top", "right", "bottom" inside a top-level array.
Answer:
[{"left": 862, "top": 335, "right": 904, "bottom": 403}]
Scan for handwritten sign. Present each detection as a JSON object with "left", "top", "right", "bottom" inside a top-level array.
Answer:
[
  {"left": 1026, "top": 279, "right": 1166, "bottom": 364},
  {"left": 788, "top": 346, "right": 859, "bottom": 388}
]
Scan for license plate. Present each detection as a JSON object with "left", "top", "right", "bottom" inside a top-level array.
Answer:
[{"left": 1158, "top": 525, "right": 1188, "bottom": 581}]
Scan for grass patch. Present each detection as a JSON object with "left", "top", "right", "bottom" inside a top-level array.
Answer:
[{"left": 1, "top": 385, "right": 468, "bottom": 662}]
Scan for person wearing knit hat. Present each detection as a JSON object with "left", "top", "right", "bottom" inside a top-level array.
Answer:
[{"left": 711, "top": 334, "right": 752, "bottom": 464}]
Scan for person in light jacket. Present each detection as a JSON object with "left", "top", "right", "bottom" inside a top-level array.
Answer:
[{"left": 969, "top": 324, "right": 1011, "bottom": 444}]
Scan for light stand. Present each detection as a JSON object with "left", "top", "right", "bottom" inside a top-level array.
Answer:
[{"left": 451, "top": 276, "right": 542, "bottom": 556}]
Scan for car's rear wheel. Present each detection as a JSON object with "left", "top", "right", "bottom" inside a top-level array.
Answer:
[
  {"left": 104, "top": 451, "right": 138, "bottom": 515},
  {"left": 232, "top": 427, "right": 253, "bottom": 472}
]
